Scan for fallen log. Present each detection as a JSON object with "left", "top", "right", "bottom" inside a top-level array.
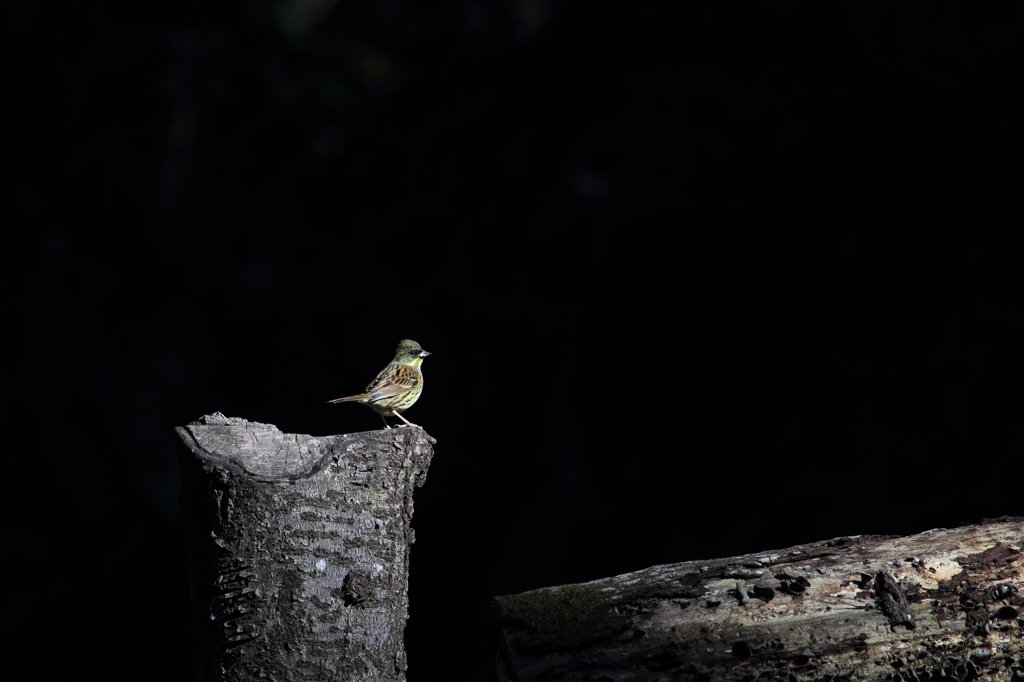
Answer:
[{"left": 489, "top": 518, "right": 1024, "bottom": 682}]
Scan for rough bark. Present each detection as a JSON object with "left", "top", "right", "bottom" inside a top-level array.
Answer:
[
  {"left": 176, "top": 413, "right": 434, "bottom": 682},
  {"left": 489, "top": 518, "right": 1024, "bottom": 682}
]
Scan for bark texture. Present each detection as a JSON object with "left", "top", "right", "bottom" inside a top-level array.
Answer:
[
  {"left": 490, "top": 518, "right": 1024, "bottom": 682},
  {"left": 177, "top": 413, "right": 434, "bottom": 682}
]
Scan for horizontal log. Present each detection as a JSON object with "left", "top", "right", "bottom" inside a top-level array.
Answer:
[{"left": 490, "top": 518, "right": 1024, "bottom": 682}]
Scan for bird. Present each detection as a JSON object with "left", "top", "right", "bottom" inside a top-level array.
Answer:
[{"left": 328, "top": 339, "right": 430, "bottom": 429}]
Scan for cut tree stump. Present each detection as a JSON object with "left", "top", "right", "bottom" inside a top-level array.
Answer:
[
  {"left": 176, "top": 413, "right": 435, "bottom": 682},
  {"left": 489, "top": 518, "right": 1024, "bottom": 682}
]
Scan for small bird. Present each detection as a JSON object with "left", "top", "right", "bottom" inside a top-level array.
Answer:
[{"left": 328, "top": 339, "right": 431, "bottom": 429}]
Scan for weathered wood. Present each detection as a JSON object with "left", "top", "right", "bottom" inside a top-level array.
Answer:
[
  {"left": 177, "top": 413, "right": 435, "bottom": 682},
  {"left": 490, "top": 518, "right": 1024, "bottom": 682}
]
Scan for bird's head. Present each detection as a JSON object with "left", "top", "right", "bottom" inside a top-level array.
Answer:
[{"left": 395, "top": 339, "right": 430, "bottom": 367}]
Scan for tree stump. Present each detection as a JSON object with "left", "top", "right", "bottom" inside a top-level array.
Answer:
[
  {"left": 489, "top": 518, "right": 1024, "bottom": 682},
  {"left": 176, "top": 413, "right": 435, "bottom": 682}
]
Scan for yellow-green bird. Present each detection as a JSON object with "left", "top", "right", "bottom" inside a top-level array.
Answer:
[{"left": 328, "top": 339, "right": 430, "bottom": 429}]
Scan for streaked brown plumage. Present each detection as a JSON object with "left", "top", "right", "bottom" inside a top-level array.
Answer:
[{"left": 328, "top": 339, "right": 430, "bottom": 429}]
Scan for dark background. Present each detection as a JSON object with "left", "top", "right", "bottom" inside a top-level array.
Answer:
[{"left": 5, "top": 0, "right": 1023, "bottom": 679}]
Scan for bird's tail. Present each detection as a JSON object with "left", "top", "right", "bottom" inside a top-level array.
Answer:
[{"left": 327, "top": 394, "right": 369, "bottom": 404}]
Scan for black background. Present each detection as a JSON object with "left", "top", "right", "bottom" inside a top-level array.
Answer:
[{"left": 5, "top": 1, "right": 1024, "bottom": 679}]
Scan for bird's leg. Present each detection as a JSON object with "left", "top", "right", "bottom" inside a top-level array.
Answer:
[
  {"left": 394, "top": 412, "right": 422, "bottom": 429},
  {"left": 380, "top": 415, "right": 392, "bottom": 430}
]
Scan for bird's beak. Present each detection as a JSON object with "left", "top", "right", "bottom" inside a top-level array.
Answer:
[{"left": 419, "top": 350, "right": 431, "bottom": 357}]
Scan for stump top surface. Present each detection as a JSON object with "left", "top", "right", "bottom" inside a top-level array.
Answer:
[{"left": 176, "top": 412, "right": 433, "bottom": 479}]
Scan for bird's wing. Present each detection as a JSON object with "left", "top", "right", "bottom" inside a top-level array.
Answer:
[{"left": 366, "top": 363, "right": 421, "bottom": 401}]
